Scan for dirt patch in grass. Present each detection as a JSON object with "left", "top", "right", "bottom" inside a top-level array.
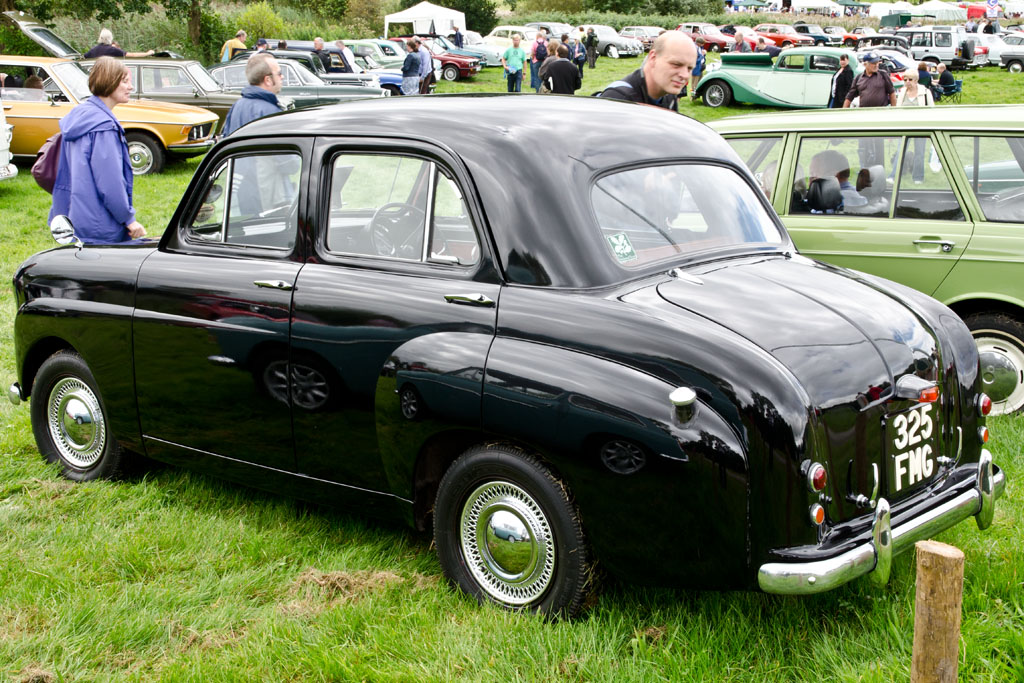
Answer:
[
  {"left": 410, "top": 572, "right": 441, "bottom": 591},
  {"left": 19, "top": 667, "right": 55, "bottom": 683},
  {"left": 25, "top": 478, "right": 76, "bottom": 500},
  {"left": 281, "top": 568, "right": 405, "bottom": 616}
]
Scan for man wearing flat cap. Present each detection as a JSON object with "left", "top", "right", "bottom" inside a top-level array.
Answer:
[{"left": 843, "top": 52, "right": 895, "bottom": 108}]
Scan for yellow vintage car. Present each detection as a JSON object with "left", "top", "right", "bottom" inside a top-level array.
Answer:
[{"left": 0, "top": 55, "right": 218, "bottom": 174}]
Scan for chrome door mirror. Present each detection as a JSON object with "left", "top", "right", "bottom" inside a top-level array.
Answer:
[{"left": 50, "top": 214, "right": 80, "bottom": 246}]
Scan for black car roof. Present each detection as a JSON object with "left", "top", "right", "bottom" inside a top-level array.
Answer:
[{"left": 232, "top": 95, "right": 757, "bottom": 288}]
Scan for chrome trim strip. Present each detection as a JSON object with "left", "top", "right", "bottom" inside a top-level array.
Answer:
[
  {"left": 167, "top": 140, "right": 215, "bottom": 152},
  {"left": 758, "top": 453, "right": 1003, "bottom": 594}
]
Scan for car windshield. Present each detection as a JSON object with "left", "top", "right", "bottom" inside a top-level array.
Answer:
[
  {"left": 187, "top": 63, "right": 221, "bottom": 92},
  {"left": 592, "top": 164, "right": 784, "bottom": 268},
  {"left": 360, "top": 54, "right": 382, "bottom": 70},
  {"left": 594, "top": 26, "right": 617, "bottom": 38},
  {"left": 804, "top": 25, "right": 825, "bottom": 32},
  {"left": 52, "top": 62, "right": 89, "bottom": 101}
]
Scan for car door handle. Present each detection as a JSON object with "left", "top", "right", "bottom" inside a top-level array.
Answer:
[
  {"left": 444, "top": 293, "right": 494, "bottom": 307},
  {"left": 253, "top": 279, "right": 294, "bottom": 290},
  {"left": 912, "top": 239, "right": 955, "bottom": 253}
]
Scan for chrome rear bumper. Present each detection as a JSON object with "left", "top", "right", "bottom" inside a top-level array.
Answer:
[
  {"left": 758, "top": 450, "right": 1004, "bottom": 594},
  {"left": 8, "top": 381, "right": 23, "bottom": 405}
]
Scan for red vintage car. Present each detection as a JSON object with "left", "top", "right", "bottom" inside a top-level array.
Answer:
[
  {"left": 677, "top": 22, "right": 735, "bottom": 52},
  {"left": 389, "top": 36, "right": 482, "bottom": 81},
  {"left": 754, "top": 24, "right": 816, "bottom": 47}
]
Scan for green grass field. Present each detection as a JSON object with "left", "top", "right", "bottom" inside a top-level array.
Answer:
[{"left": 0, "top": 59, "right": 1021, "bottom": 680}]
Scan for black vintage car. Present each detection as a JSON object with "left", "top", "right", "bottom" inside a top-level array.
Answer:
[{"left": 8, "top": 96, "right": 1005, "bottom": 617}]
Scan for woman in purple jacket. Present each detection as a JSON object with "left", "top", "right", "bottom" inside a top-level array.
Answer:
[{"left": 49, "top": 56, "right": 146, "bottom": 244}]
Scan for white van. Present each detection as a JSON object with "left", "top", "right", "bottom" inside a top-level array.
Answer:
[{"left": 0, "top": 107, "right": 16, "bottom": 181}]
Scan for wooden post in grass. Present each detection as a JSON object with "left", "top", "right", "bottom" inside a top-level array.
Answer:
[{"left": 911, "top": 540, "right": 965, "bottom": 683}]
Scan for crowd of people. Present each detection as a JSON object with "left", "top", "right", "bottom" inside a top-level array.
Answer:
[{"left": 501, "top": 27, "right": 595, "bottom": 93}]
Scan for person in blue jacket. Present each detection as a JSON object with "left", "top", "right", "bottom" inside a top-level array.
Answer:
[
  {"left": 49, "top": 56, "right": 146, "bottom": 244},
  {"left": 222, "top": 53, "right": 284, "bottom": 136}
]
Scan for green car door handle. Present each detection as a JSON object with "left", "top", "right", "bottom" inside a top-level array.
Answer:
[{"left": 913, "top": 239, "right": 955, "bottom": 253}]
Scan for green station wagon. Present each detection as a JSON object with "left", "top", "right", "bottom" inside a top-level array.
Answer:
[{"left": 712, "top": 105, "right": 1024, "bottom": 415}]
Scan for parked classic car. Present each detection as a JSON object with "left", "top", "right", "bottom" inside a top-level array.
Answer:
[
  {"left": 262, "top": 40, "right": 407, "bottom": 95},
  {"left": 677, "top": 22, "right": 736, "bottom": 52},
  {"left": 431, "top": 33, "right": 502, "bottom": 67},
  {"left": 695, "top": 47, "right": 861, "bottom": 108},
  {"left": 1002, "top": 49, "right": 1024, "bottom": 71},
  {"left": 230, "top": 49, "right": 382, "bottom": 90},
  {"left": 793, "top": 22, "right": 841, "bottom": 46},
  {"left": 81, "top": 58, "right": 239, "bottom": 131},
  {"left": 712, "top": 104, "right": 1024, "bottom": 415},
  {"left": 0, "top": 55, "right": 218, "bottom": 174},
  {"left": 856, "top": 34, "right": 912, "bottom": 58},
  {"left": 9, "top": 96, "right": 1005, "bottom": 617},
  {"left": 753, "top": 24, "right": 815, "bottom": 47},
  {"left": 208, "top": 60, "right": 388, "bottom": 105},
  {"left": 525, "top": 21, "right": 576, "bottom": 40},
  {"left": 483, "top": 25, "right": 539, "bottom": 49},
  {"left": 720, "top": 24, "right": 761, "bottom": 50},
  {"left": 895, "top": 25, "right": 986, "bottom": 68},
  {"left": 823, "top": 25, "right": 858, "bottom": 47},
  {"left": 0, "top": 105, "right": 15, "bottom": 181},
  {"left": 582, "top": 24, "right": 643, "bottom": 58},
  {"left": 619, "top": 26, "right": 665, "bottom": 50},
  {"left": 347, "top": 38, "right": 406, "bottom": 69},
  {"left": 388, "top": 36, "right": 482, "bottom": 80}
]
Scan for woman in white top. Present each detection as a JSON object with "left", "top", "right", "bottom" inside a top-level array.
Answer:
[{"left": 896, "top": 70, "right": 934, "bottom": 183}]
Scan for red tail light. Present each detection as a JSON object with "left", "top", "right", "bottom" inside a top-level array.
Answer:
[
  {"left": 807, "top": 463, "right": 828, "bottom": 492},
  {"left": 977, "top": 393, "right": 992, "bottom": 416}
]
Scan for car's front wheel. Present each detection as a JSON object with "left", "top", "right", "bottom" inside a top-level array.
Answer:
[
  {"left": 709, "top": 43, "right": 720, "bottom": 53},
  {"left": 125, "top": 131, "right": 165, "bottom": 175},
  {"left": 1007, "top": 59, "right": 1023, "bottom": 73},
  {"left": 781, "top": 40, "right": 793, "bottom": 47},
  {"left": 966, "top": 312, "right": 1024, "bottom": 415},
  {"left": 605, "top": 45, "right": 619, "bottom": 59},
  {"left": 31, "top": 350, "right": 129, "bottom": 481},
  {"left": 844, "top": 38, "right": 856, "bottom": 47},
  {"left": 442, "top": 64, "right": 460, "bottom": 81},
  {"left": 434, "top": 444, "right": 590, "bottom": 618},
  {"left": 702, "top": 81, "right": 733, "bottom": 108}
]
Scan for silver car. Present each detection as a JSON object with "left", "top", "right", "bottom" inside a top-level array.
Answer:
[{"left": 583, "top": 24, "right": 643, "bottom": 59}]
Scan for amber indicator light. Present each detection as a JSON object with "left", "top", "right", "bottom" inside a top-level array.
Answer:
[
  {"left": 919, "top": 386, "right": 939, "bottom": 403},
  {"left": 809, "top": 503, "right": 825, "bottom": 526},
  {"left": 979, "top": 426, "right": 989, "bottom": 444}
]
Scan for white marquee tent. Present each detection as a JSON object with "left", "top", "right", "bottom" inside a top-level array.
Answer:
[
  {"left": 917, "top": 0, "right": 968, "bottom": 20},
  {"left": 792, "top": 0, "right": 844, "bottom": 11},
  {"left": 384, "top": 1, "right": 466, "bottom": 37}
]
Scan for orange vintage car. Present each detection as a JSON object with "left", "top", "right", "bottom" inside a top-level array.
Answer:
[{"left": 0, "top": 55, "right": 218, "bottom": 174}]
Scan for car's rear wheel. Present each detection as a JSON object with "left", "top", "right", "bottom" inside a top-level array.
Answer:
[
  {"left": 126, "top": 132, "right": 165, "bottom": 175},
  {"left": 702, "top": 81, "right": 733, "bottom": 108},
  {"left": 31, "top": 350, "right": 129, "bottom": 481},
  {"left": 709, "top": 43, "right": 720, "bottom": 53},
  {"left": 966, "top": 313, "right": 1024, "bottom": 415},
  {"left": 605, "top": 45, "right": 619, "bottom": 59},
  {"left": 442, "top": 64, "right": 460, "bottom": 81},
  {"left": 1007, "top": 59, "right": 1023, "bottom": 73},
  {"left": 434, "top": 444, "right": 590, "bottom": 618}
]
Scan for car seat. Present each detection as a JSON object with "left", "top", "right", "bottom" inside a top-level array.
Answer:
[
  {"left": 846, "top": 165, "right": 888, "bottom": 216},
  {"left": 805, "top": 177, "right": 843, "bottom": 213}
]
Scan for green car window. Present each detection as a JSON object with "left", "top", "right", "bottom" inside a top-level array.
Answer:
[
  {"left": 790, "top": 136, "right": 900, "bottom": 217},
  {"left": 779, "top": 54, "right": 806, "bottom": 70},
  {"left": 724, "top": 137, "right": 785, "bottom": 201},
  {"left": 951, "top": 135, "right": 1024, "bottom": 222},
  {"left": 894, "top": 137, "right": 964, "bottom": 221}
]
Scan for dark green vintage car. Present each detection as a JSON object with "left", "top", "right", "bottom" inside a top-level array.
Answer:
[
  {"left": 207, "top": 59, "right": 387, "bottom": 109},
  {"left": 712, "top": 104, "right": 1024, "bottom": 415}
]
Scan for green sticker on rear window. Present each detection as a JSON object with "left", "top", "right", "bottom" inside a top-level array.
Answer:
[{"left": 607, "top": 232, "right": 637, "bottom": 263}]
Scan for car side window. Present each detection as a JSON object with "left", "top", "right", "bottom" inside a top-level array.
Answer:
[
  {"left": 279, "top": 64, "right": 301, "bottom": 87},
  {"left": 141, "top": 67, "right": 191, "bottom": 93},
  {"left": 911, "top": 33, "right": 931, "bottom": 47},
  {"left": 951, "top": 135, "right": 1024, "bottom": 222},
  {"left": 185, "top": 153, "right": 301, "bottom": 250},
  {"left": 894, "top": 137, "right": 964, "bottom": 221},
  {"left": 218, "top": 66, "right": 247, "bottom": 87},
  {"left": 810, "top": 55, "right": 839, "bottom": 71},
  {"left": 790, "top": 136, "right": 899, "bottom": 217},
  {"left": 935, "top": 32, "right": 952, "bottom": 47},
  {"left": 326, "top": 153, "right": 480, "bottom": 264},
  {"left": 724, "top": 136, "right": 785, "bottom": 201},
  {"left": 779, "top": 55, "right": 805, "bottom": 70}
]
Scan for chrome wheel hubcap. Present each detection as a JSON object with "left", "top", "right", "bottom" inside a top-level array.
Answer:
[
  {"left": 707, "top": 86, "right": 724, "bottom": 106},
  {"left": 47, "top": 377, "right": 105, "bottom": 468},
  {"left": 975, "top": 332, "right": 1024, "bottom": 414},
  {"left": 128, "top": 141, "right": 154, "bottom": 175},
  {"left": 460, "top": 481, "right": 554, "bottom": 605}
]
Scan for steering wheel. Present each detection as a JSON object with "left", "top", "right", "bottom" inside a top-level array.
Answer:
[{"left": 369, "top": 202, "right": 426, "bottom": 258}]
